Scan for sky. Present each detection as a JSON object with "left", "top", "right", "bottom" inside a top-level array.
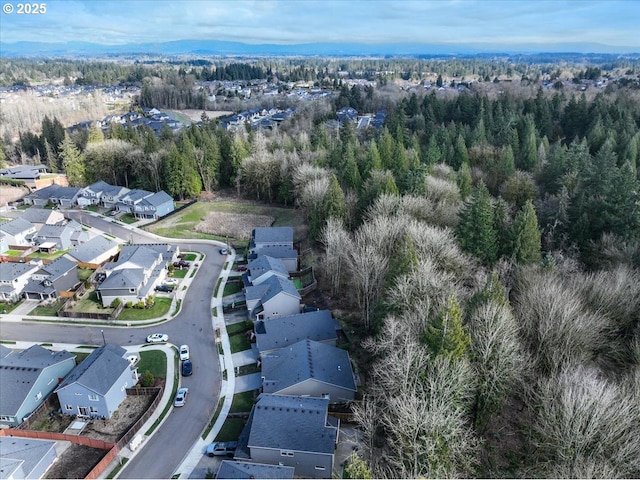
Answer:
[{"left": 0, "top": 0, "right": 638, "bottom": 50}]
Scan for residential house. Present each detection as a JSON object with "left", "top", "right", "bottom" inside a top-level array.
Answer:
[
  {"left": 254, "top": 310, "right": 339, "bottom": 355},
  {"left": 131, "top": 190, "right": 174, "bottom": 220},
  {"left": 77, "top": 180, "right": 112, "bottom": 208},
  {"left": 19, "top": 207, "right": 65, "bottom": 230},
  {"left": 0, "top": 164, "right": 48, "bottom": 184},
  {"left": 244, "top": 255, "right": 289, "bottom": 286},
  {"left": 116, "top": 189, "right": 153, "bottom": 214},
  {"left": 248, "top": 227, "right": 294, "bottom": 256},
  {"left": 0, "top": 344, "right": 76, "bottom": 427},
  {"left": 236, "top": 394, "right": 339, "bottom": 478},
  {"left": 23, "top": 184, "right": 80, "bottom": 208},
  {"left": 261, "top": 339, "right": 356, "bottom": 403},
  {"left": 32, "top": 224, "right": 76, "bottom": 250},
  {"left": 0, "top": 218, "right": 37, "bottom": 246},
  {"left": 100, "top": 185, "right": 130, "bottom": 210},
  {"left": 55, "top": 344, "right": 137, "bottom": 419},
  {"left": 216, "top": 461, "right": 294, "bottom": 479},
  {"left": 247, "top": 245, "right": 298, "bottom": 273},
  {"left": 96, "top": 244, "right": 170, "bottom": 307},
  {"left": 0, "top": 262, "right": 40, "bottom": 302},
  {"left": 22, "top": 256, "right": 79, "bottom": 301},
  {"left": 0, "top": 437, "right": 58, "bottom": 479},
  {"left": 66, "top": 235, "right": 120, "bottom": 268},
  {"left": 244, "top": 275, "right": 301, "bottom": 321}
]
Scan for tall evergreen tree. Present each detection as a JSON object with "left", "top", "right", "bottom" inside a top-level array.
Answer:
[
  {"left": 456, "top": 182, "right": 498, "bottom": 265},
  {"left": 511, "top": 200, "right": 542, "bottom": 264},
  {"left": 422, "top": 296, "right": 470, "bottom": 361},
  {"left": 457, "top": 162, "right": 473, "bottom": 200},
  {"left": 58, "top": 133, "right": 85, "bottom": 187}
]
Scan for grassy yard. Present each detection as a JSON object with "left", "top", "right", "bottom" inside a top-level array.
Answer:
[
  {"left": 78, "top": 268, "right": 93, "bottom": 282},
  {"left": 171, "top": 268, "right": 188, "bottom": 279},
  {"left": 229, "top": 333, "right": 251, "bottom": 353},
  {"left": 74, "top": 291, "right": 114, "bottom": 314},
  {"left": 29, "top": 300, "right": 62, "bottom": 316},
  {"left": 137, "top": 350, "right": 167, "bottom": 378},
  {"left": 230, "top": 390, "right": 257, "bottom": 413},
  {"left": 144, "top": 198, "right": 305, "bottom": 244},
  {"left": 214, "top": 418, "right": 246, "bottom": 442},
  {"left": 0, "top": 301, "right": 22, "bottom": 313},
  {"left": 117, "top": 298, "right": 171, "bottom": 321},
  {"left": 226, "top": 320, "right": 252, "bottom": 335},
  {"left": 237, "top": 363, "right": 260, "bottom": 376},
  {"left": 223, "top": 281, "right": 241, "bottom": 296},
  {"left": 229, "top": 335, "right": 251, "bottom": 353}
]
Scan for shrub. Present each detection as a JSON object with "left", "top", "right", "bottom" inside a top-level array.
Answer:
[{"left": 139, "top": 370, "right": 154, "bottom": 387}]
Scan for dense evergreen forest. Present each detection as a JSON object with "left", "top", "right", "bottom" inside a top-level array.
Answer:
[{"left": 2, "top": 57, "right": 640, "bottom": 476}]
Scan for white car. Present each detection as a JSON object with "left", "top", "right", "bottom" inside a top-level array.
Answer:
[
  {"left": 146, "top": 333, "right": 169, "bottom": 343},
  {"left": 179, "top": 344, "right": 190, "bottom": 361},
  {"left": 174, "top": 387, "right": 188, "bottom": 407},
  {"left": 165, "top": 278, "right": 179, "bottom": 285}
]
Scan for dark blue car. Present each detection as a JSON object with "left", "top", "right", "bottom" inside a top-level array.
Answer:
[{"left": 182, "top": 359, "right": 192, "bottom": 376}]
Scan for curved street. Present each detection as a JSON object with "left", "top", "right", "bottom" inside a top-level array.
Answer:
[{"left": 0, "top": 213, "right": 230, "bottom": 479}]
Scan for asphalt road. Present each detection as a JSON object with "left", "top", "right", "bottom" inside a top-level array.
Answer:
[{"left": 0, "top": 214, "right": 227, "bottom": 478}]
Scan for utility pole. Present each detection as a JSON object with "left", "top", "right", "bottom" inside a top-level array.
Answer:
[{"left": 101, "top": 329, "right": 106, "bottom": 345}]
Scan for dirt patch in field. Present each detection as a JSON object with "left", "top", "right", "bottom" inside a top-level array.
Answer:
[
  {"left": 0, "top": 185, "right": 30, "bottom": 204},
  {"left": 195, "top": 211, "right": 275, "bottom": 239}
]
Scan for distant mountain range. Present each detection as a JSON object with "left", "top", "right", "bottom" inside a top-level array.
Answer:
[{"left": 1, "top": 39, "right": 638, "bottom": 57}]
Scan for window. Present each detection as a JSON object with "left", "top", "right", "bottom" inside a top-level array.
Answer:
[
  {"left": 0, "top": 416, "right": 12, "bottom": 422},
  {"left": 121, "top": 381, "right": 128, "bottom": 391},
  {"left": 65, "top": 404, "right": 73, "bottom": 411},
  {"left": 90, "top": 406, "right": 99, "bottom": 414},
  {"left": 88, "top": 394, "right": 98, "bottom": 401},
  {"left": 280, "top": 450, "right": 294, "bottom": 457}
]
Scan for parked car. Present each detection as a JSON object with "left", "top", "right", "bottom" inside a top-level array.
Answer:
[
  {"left": 182, "top": 359, "right": 192, "bottom": 376},
  {"left": 164, "top": 278, "right": 179, "bottom": 285},
  {"left": 96, "top": 272, "right": 107, "bottom": 282},
  {"left": 155, "top": 284, "right": 174, "bottom": 293},
  {"left": 219, "top": 248, "right": 228, "bottom": 255},
  {"left": 146, "top": 333, "right": 169, "bottom": 343},
  {"left": 237, "top": 265, "right": 247, "bottom": 272},
  {"left": 179, "top": 345, "right": 190, "bottom": 361},
  {"left": 173, "top": 260, "right": 190, "bottom": 268},
  {"left": 174, "top": 387, "right": 188, "bottom": 407},
  {"left": 206, "top": 441, "right": 237, "bottom": 457}
]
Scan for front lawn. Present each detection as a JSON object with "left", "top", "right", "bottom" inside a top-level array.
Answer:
[
  {"left": 171, "top": 268, "right": 188, "bottom": 279},
  {"left": 229, "top": 334, "right": 251, "bottom": 353},
  {"left": 137, "top": 350, "right": 167, "bottom": 378},
  {"left": 214, "top": 418, "right": 246, "bottom": 442},
  {"left": 230, "top": 390, "right": 257, "bottom": 413},
  {"left": 226, "top": 321, "right": 252, "bottom": 335},
  {"left": 223, "top": 281, "right": 241, "bottom": 296},
  {"left": 0, "top": 301, "right": 21, "bottom": 314},
  {"left": 117, "top": 297, "right": 171, "bottom": 321},
  {"left": 29, "top": 300, "right": 62, "bottom": 316}
]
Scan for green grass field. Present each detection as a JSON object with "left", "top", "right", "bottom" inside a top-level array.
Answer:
[
  {"left": 117, "top": 298, "right": 171, "bottom": 320},
  {"left": 137, "top": 350, "right": 167, "bottom": 378}
]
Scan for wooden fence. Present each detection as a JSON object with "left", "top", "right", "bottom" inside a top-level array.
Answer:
[{"left": 0, "top": 428, "right": 115, "bottom": 450}]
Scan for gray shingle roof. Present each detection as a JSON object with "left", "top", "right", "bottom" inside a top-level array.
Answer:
[
  {"left": 216, "top": 460, "right": 294, "bottom": 479},
  {"left": 248, "top": 394, "right": 336, "bottom": 454},
  {"left": 99, "top": 268, "right": 144, "bottom": 290},
  {"left": 141, "top": 191, "right": 173, "bottom": 207},
  {"left": 0, "top": 263, "right": 39, "bottom": 282},
  {"left": 38, "top": 256, "right": 76, "bottom": 281},
  {"left": 67, "top": 236, "right": 119, "bottom": 263},
  {"left": 248, "top": 245, "right": 297, "bottom": 260},
  {"left": 19, "top": 207, "right": 62, "bottom": 224},
  {"left": 0, "top": 437, "right": 57, "bottom": 478},
  {"left": 252, "top": 227, "right": 293, "bottom": 244},
  {"left": 115, "top": 244, "right": 160, "bottom": 269},
  {"left": 55, "top": 344, "right": 128, "bottom": 396},
  {"left": 255, "top": 310, "right": 339, "bottom": 353},
  {"left": 247, "top": 255, "right": 288, "bottom": 281},
  {"left": 0, "top": 217, "right": 34, "bottom": 236},
  {"left": 36, "top": 224, "right": 74, "bottom": 240},
  {"left": 261, "top": 276, "right": 300, "bottom": 304},
  {"left": 261, "top": 339, "right": 356, "bottom": 394},
  {"left": 0, "top": 345, "right": 75, "bottom": 416}
]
